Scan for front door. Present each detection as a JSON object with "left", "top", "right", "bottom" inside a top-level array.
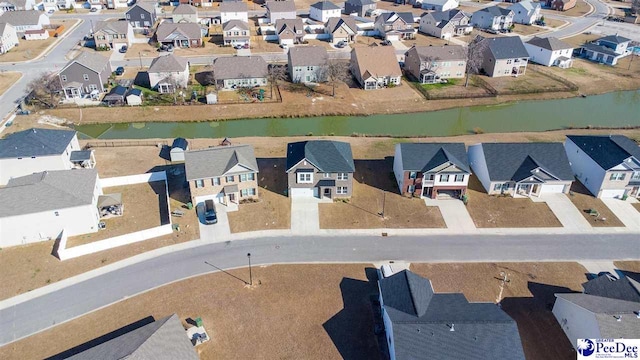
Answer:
[
  {"left": 422, "top": 187, "right": 433, "bottom": 198},
  {"left": 324, "top": 188, "right": 331, "bottom": 199},
  {"left": 229, "top": 193, "right": 236, "bottom": 203}
]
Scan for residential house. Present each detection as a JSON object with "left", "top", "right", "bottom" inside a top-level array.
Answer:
[
  {"left": 148, "top": 54, "right": 189, "bottom": 93},
  {"left": 419, "top": 9, "right": 472, "bottom": 39},
  {"left": 55, "top": 0, "right": 72, "bottom": 10},
  {"left": 325, "top": 16, "right": 357, "bottom": 44},
  {"left": 0, "top": 0, "right": 36, "bottom": 12},
  {"left": 508, "top": 0, "right": 540, "bottom": 25},
  {"left": 0, "top": 10, "right": 49, "bottom": 33},
  {"left": 185, "top": 144, "right": 259, "bottom": 210},
  {"left": 266, "top": 0, "right": 297, "bottom": 24},
  {"left": 546, "top": 0, "right": 576, "bottom": 11},
  {"left": 126, "top": 88, "right": 143, "bottom": 106},
  {"left": 125, "top": 3, "right": 157, "bottom": 30},
  {"left": 42, "top": 0, "right": 57, "bottom": 12},
  {"left": 24, "top": 28, "right": 49, "bottom": 40},
  {"left": 524, "top": 36, "right": 573, "bottom": 68},
  {"left": 222, "top": 19, "right": 250, "bottom": 47},
  {"left": 421, "top": 0, "right": 459, "bottom": 12},
  {"left": 213, "top": 56, "right": 268, "bottom": 89},
  {"left": 155, "top": 22, "right": 203, "bottom": 48},
  {"left": 470, "top": 6, "right": 513, "bottom": 31},
  {"left": 275, "top": 18, "right": 304, "bottom": 45},
  {"left": 93, "top": 20, "right": 133, "bottom": 50},
  {"left": 479, "top": 36, "right": 529, "bottom": 77},
  {"left": 350, "top": 46, "right": 402, "bottom": 90},
  {"left": 288, "top": 45, "right": 328, "bottom": 83},
  {"left": 104, "top": 0, "right": 129, "bottom": 9},
  {"left": 309, "top": 1, "right": 341, "bottom": 22},
  {"left": 172, "top": 4, "right": 198, "bottom": 23},
  {"left": 64, "top": 314, "right": 199, "bottom": 360},
  {"left": 578, "top": 35, "right": 631, "bottom": 66},
  {"left": 393, "top": 143, "right": 470, "bottom": 199},
  {"left": 191, "top": 0, "right": 214, "bottom": 7},
  {"left": 220, "top": 0, "right": 248, "bottom": 23},
  {"left": 344, "top": 0, "right": 375, "bottom": 17},
  {"left": 553, "top": 275, "right": 640, "bottom": 351},
  {"left": 379, "top": 270, "right": 526, "bottom": 360},
  {"left": 374, "top": 12, "right": 416, "bottom": 41},
  {"left": 0, "top": 22, "right": 17, "bottom": 53},
  {"left": 564, "top": 135, "right": 640, "bottom": 199},
  {"left": 0, "top": 128, "right": 95, "bottom": 185},
  {"left": 286, "top": 140, "right": 355, "bottom": 199},
  {"left": 468, "top": 142, "right": 574, "bottom": 197},
  {"left": 59, "top": 51, "right": 112, "bottom": 99},
  {"left": 403, "top": 45, "right": 466, "bottom": 83},
  {"left": 87, "top": 0, "right": 103, "bottom": 10},
  {"left": 0, "top": 169, "right": 102, "bottom": 247}
]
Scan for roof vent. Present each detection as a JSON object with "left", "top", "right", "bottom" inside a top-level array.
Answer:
[
  {"left": 636, "top": 311, "right": 640, "bottom": 319},
  {"left": 614, "top": 315, "right": 622, "bottom": 321},
  {"left": 449, "top": 324, "right": 455, "bottom": 332}
]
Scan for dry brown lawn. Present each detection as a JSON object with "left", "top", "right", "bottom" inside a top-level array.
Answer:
[
  {"left": 0, "top": 71, "right": 21, "bottom": 95},
  {"left": 561, "top": 33, "right": 601, "bottom": 47},
  {"left": 634, "top": 203, "right": 640, "bottom": 213},
  {"left": 465, "top": 176, "right": 562, "bottom": 228},
  {"left": 567, "top": 181, "right": 624, "bottom": 227},
  {"left": 0, "top": 264, "right": 382, "bottom": 360},
  {"left": 512, "top": 24, "right": 548, "bottom": 36},
  {"left": 482, "top": 65, "right": 574, "bottom": 94},
  {"left": 319, "top": 158, "right": 446, "bottom": 229},
  {"left": 377, "top": 0, "right": 425, "bottom": 15},
  {"left": 405, "top": 33, "right": 449, "bottom": 47},
  {"left": 545, "top": 18, "right": 569, "bottom": 28},
  {"left": 614, "top": 261, "right": 640, "bottom": 273},
  {"left": 306, "top": 38, "right": 338, "bottom": 51},
  {"left": 554, "top": 0, "right": 593, "bottom": 17},
  {"left": 0, "top": 20, "right": 78, "bottom": 62},
  {"left": 411, "top": 262, "right": 588, "bottom": 360}
]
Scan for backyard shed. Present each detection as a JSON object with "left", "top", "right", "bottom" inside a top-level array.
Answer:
[
  {"left": 206, "top": 93, "right": 218, "bottom": 104},
  {"left": 171, "top": 138, "right": 189, "bottom": 162},
  {"left": 103, "top": 86, "right": 127, "bottom": 106},
  {"left": 126, "top": 88, "right": 143, "bottom": 106}
]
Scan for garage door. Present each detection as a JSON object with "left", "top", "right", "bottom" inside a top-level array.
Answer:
[
  {"left": 540, "top": 184, "right": 566, "bottom": 194},
  {"left": 290, "top": 187, "right": 317, "bottom": 198},
  {"left": 600, "top": 189, "right": 625, "bottom": 199}
]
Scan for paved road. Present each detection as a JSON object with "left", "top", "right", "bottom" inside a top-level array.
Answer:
[{"left": 1, "top": 232, "right": 640, "bottom": 346}]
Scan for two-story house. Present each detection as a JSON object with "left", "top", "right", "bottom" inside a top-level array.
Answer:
[
  {"left": 93, "top": 20, "right": 133, "bottom": 50},
  {"left": 471, "top": 6, "right": 513, "bottom": 31},
  {"left": 275, "top": 18, "right": 304, "bottom": 45},
  {"left": 480, "top": 36, "right": 529, "bottom": 77},
  {"left": 0, "top": 10, "right": 50, "bottom": 33},
  {"left": 155, "top": 22, "right": 203, "bottom": 48},
  {"left": 288, "top": 46, "right": 328, "bottom": 83},
  {"left": 172, "top": 4, "right": 198, "bottom": 23},
  {"left": 546, "top": 0, "right": 576, "bottom": 11},
  {"left": 524, "top": 36, "right": 573, "bottom": 68},
  {"left": 213, "top": 56, "right": 268, "bottom": 90},
  {"left": 578, "top": 35, "right": 632, "bottom": 66},
  {"left": 468, "top": 142, "right": 575, "bottom": 197},
  {"left": 222, "top": 19, "right": 250, "bottom": 47},
  {"left": 185, "top": 144, "right": 259, "bottom": 211},
  {"left": 125, "top": 2, "right": 157, "bottom": 30},
  {"left": 147, "top": 54, "right": 189, "bottom": 93},
  {"left": 419, "top": 9, "right": 472, "bottom": 39},
  {"left": 59, "top": 51, "right": 112, "bottom": 99},
  {"left": 0, "top": 128, "right": 95, "bottom": 185},
  {"left": 220, "top": 0, "right": 248, "bottom": 23},
  {"left": 325, "top": 16, "right": 357, "bottom": 44},
  {"left": 286, "top": 140, "right": 355, "bottom": 199},
  {"left": 508, "top": 0, "right": 540, "bottom": 25},
  {"left": 350, "top": 46, "right": 402, "bottom": 90},
  {"left": 421, "top": 0, "right": 459, "bottom": 12},
  {"left": 309, "top": 1, "right": 341, "bottom": 22},
  {"left": 404, "top": 45, "right": 466, "bottom": 84},
  {"left": 344, "top": 0, "right": 376, "bottom": 17},
  {"left": 0, "top": 23, "right": 17, "bottom": 54},
  {"left": 564, "top": 135, "right": 640, "bottom": 199},
  {"left": 266, "top": 0, "right": 297, "bottom": 24},
  {"left": 374, "top": 12, "right": 415, "bottom": 40}
]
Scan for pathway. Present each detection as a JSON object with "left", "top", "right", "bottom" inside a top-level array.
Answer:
[
  {"left": 602, "top": 197, "right": 640, "bottom": 230},
  {"left": 533, "top": 193, "right": 592, "bottom": 231},
  {"left": 579, "top": 260, "right": 619, "bottom": 278},
  {"left": 290, "top": 196, "right": 321, "bottom": 234},
  {"left": 424, "top": 198, "right": 476, "bottom": 233}
]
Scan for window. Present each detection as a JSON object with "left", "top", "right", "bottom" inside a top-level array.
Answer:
[
  {"left": 324, "top": 173, "right": 331, "bottom": 178},
  {"left": 455, "top": 174, "right": 464, "bottom": 182},
  {"left": 195, "top": 179, "right": 204, "bottom": 188},
  {"left": 408, "top": 185, "right": 415, "bottom": 193},
  {"left": 61, "top": 75, "right": 67, "bottom": 82},
  {"left": 226, "top": 175, "right": 235, "bottom": 183},
  {"left": 337, "top": 173, "right": 348, "bottom": 180},
  {"left": 212, "top": 177, "right": 220, "bottom": 186},
  {"left": 297, "top": 172, "right": 313, "bottom": 183},
  {"left": 83, "top": 74, "right": 90, "bottom": 81},
  {"left": 506, "top": 59, "right": 512, "bottom": 65},
  {"left": 632, "top": 172, "right": 640, "bottom": 181},
  {"left": 241, "top": 188, "right": 257, "bottom": 197},
  {"left": 440, "top": 174, "right": 450, "bottom": 182},
  {"left": 409, "top": 171, "right": 417, "bottom": 179},
  {"left": 126, "top": 14, "right": 130, "bottom": 19},
  {"left": 89, "top": 84, "right": 98, "bottom": 91},
  {"left": 609, "top": 173, "right": 626, "bottom": 181},
  {"left": 493, "top": 183, "right": 503, "bottom": 191},
  {"left": 141, "top": 14, "right": 145, "bottom": 19},
  {"left": 425, "top": 174, "right": 434, "bottom": 181},
  {"left": 337, "top": 186, "right": 348, "bottom": 194}
]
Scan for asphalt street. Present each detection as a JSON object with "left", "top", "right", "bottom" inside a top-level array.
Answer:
[{"left": 1, "top": 232, "right": 640, "bottom": 346}]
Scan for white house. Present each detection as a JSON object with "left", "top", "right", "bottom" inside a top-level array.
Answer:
[
  {"left": 0, "top": 169, "right": 102, "bottom": 247},
  {"left": 508, "top": 0, "right": 541, "bottom": 25},
  {"left": 148, "top": 54, "right": 189, "bottom": 93},
  {"left": 525, "top": 36, "right": 573, "bottom": 68},
  {"left": 419, "top": 9, "right": 472, "bottom": 39},
  {"left": 220, "top": 0, "right": 248, "bottom": 24},
  {"left": 266, "top": 0, "right": 297, "bottom": 24},
  {"left": 0, "top": 22, "right": 18, "bottom": 53},
  {"left": 0, "top": 10, "right": 50, "bottom": 33},
  {"left": 24, "top": 28, "right": 49, "bottom": 40},
  {"left": 288, "top": 45, "right": 328, "bottom": 83},
  {"left": 0, "top": 0, "right": 37, "bottom": 12},
  {"left": 309, "top": 1, "right": 341, "bottom": 22},
  {"left": 564, "top": 135, "right": 640, "bottom": 199},
  {"left": 55, "top": 0, "right": 72, "bottom": 10},
  {"left": 468, "top": 142, "right": 574, "bottom": 197},
  {"left": 421, "top": 0, "right": 458, "bottom": 12},
  {"left": 578, "top": 35, "right": 632, "bottom": 66},
  {"left": 470, "top": 6, "right": 513, "bottom": 31},
  {"left": 0, "top": 128, "right": 96, "bottom": 185},
  {"left": 42, "top": 0, "right": 57, "bottom": 12}
]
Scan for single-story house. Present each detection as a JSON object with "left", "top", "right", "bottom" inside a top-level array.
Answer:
[
  {"left": 577, "top": 35, "right": 631, "bottom": 66},
  {"left": 350, "top": 46, "right": 402, "bottom": 90},
  {"left": 564, "top": 135, "right": 640, "bottom": 199},
  {"left": 0, "top": 9, "right": 50, "bottom": 33},
  {"left": 393, "top": 142, "right": 471, "bottom": 199},
  {"left": 155, "top": 22, "right": 203, "bottom": 48},
  {"left": 419, "top": 9, "right": 472, "bottom": 39},
  {"left": 524, "top": 36, "right": 573, "bottom": 68},
  {"left": 93, "top": 20, "right": 133, "bottom": 50},
  {"left": 403, "top": 45, "right": 466, "bottom": 83},
  {"left": 470, "top": 6, "right": 513, "bottom": 31},
  {"left": 288, "top": 45, "right": 328, "bottom": 83},
  {"left": 421, "top": 0, "right": 459, "bottom": 12},
  {"left": 508, "top": 0, "right": 541, "bottom": 25},
  {"left": 170, "top": 137, "right": 188, "bottom": 162},
  {"left": 468, "top": 142, "right": 575, "bottom": 197},
  {"left": 0, "top": 22, "right": 18, "bottom": 53},
  {"left": 325, "top": 16, "right": 358, "bottom": 44},
  {"left": 309, "top": 1, "right": 341, "bottom": 22},
  {"left": 58, "top": 51, "right": 112, "bottom": 100},
  {"left": 286, "top": 140, "right": 355, "bottom": 199},
  {"left": 344, "top": 0, "right": 376, "bottom": 17},
  {"left": 222, "top": 20, "right": 250, "bottom": 47},
  {"left": 185, "top": 144, "right": 259, "bottom": 210},
  {"left": 213, "top": 56, "right": 268, "bottom": 90},
  {"left": 24, "top": 28, "right": 49, "bottom": 40},
  {"left": 266, "top": 0, "right": 297, "bottom": 24},
  {"left": 148, "top": 54, "right": 189, "bottom": 93},
  {"left": 126, "top": 88, "right": 143, "bottom": 106},
  {"left": 103, "top": 85, "right": 128, "bottom": 105},
  {"left": 479, "top": 36, "right": 529, "bottom": 77}
]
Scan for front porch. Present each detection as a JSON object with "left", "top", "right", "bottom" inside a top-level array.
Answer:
[
  {"left": 218, "top": 184, "right": 240, "bottom": 212},
  {"left": 515, "top": 182, "right": 542, "bottom": 198}
]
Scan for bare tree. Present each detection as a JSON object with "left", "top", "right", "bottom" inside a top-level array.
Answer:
[
  {"left": 267, "top": 63, "right": 287, "bottom": 99},
  {"left": 632, "top": 0, "right": 640, "bottom": 15},
  {"left": 464, "top": 35, "right": 487, "bottom": 87},
  {"left": 27, "top": 72, "right": 62, "bottom": 108},
  {"left": 323, "top": 58, "right": 350, "bottom": 97}
]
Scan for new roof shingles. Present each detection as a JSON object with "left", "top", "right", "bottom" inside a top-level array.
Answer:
[
  {"left": 213, "top": 56, "right": 268, "bottom": 80},
  {"left": 286, "top": 140, "right": 355, "bottom": 173},
  {"left": 0, "top": 128, "right": 76, "bottom": 159},
  {"left": 148, "top": 54, "right": 188, "bottom": 73},
  {"left": 288, "top": 46, "right": 328, "bottom": 67},
  {"left": 567, "top": 135, "right": 640, "bottom": 170},
  {"left": 482, "top": 36, "right": 529, "bottom": 60},
  {"left": 185, "top": 144, "right": 258, "bottom": 180},
  {"left": 583, "top": 275, "right": 640, "bottom": 303},
  {"left": 398, "top": 143, "right": 470, "bottom": 173},
  {"left": 478, "top": 143, "right": 574, "bottom": 182}
]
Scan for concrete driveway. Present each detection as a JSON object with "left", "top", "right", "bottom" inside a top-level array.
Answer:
[
  {"left": 424, "top": 198, "right": 476, "bottom": 232},
  {"left": 602, "top": 197, "right": 640, "bottom": 230},
  {"left": 110, "top": 49, "right": 126, "bottom": 62},
  {"left": 291, "top": 196, "right": 321, "bottom": 234},
  {"left": 198, "top": 205, "right": 231, "bottom": 243},
  {"left": 534, "top": 193, "right": 592, "bottom": 231}
]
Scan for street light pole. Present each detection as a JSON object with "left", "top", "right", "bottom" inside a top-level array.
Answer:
[
  {"left": 138, "top": 52, "right": 143, "bottom": 69},
  {"left": 247, "top": 253, "right": 253, "bottom": 286}
]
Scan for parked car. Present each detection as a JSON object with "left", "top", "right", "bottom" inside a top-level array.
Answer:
[
  {"left": 234, "top": 44, "right": 243, "bottom": 49},
  {"left": 114, "top": 66, "right": 125, "bottom": 76},
  {"left": 204, "top": 199, "right": 217, "bottom": 225},
  {"left": 280, "top": 43, "right": 289, "bottom": 50},
  {"left": 16, "top": 109, "right": 31, "bottom": 116},
  {"left": 336, "top": 41, "right": 346, "bottom": 48},
  {"left": 159, "top": 44, "right": 173, "bottom": 52},
  {"left": 381, "top": 40, "right": 391, "bottom": 46},
  {"left": 47, "top": 9, "right": 54, "bottom": 14},
  {"left": 90, "top": 7, "right": 98, "bottom": 12},
  {"left": 119, "top": 45, "right": 128, "bottom": 53}
]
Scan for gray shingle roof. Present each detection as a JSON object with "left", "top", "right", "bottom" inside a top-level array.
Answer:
[
  {"left": 427, "top": 9, "right": 469, "bottom": 22},
  {"left": 380, "top": 271, "right": 526, "bottom": 360},
  {"left": 66, "top": 314, "right": 198, "bottom": 360},
  {"left": 379, "top": 11, "right": 415, "bottom": 25},
  {"left": 0, "top": 10, "right": 43, "bottom": 26},
  {"left": 346, "top": 0, "right": 375, "bottom": 6},
  {"left": 275, "top": 18, "right": 304, "bottom": 34},
  {"left": 475, "top": 143, "right": 574, "bottom": 182},
  {"left": 94, "top": 20, "right": 130, "bottom": 35},
  {"left": 310, "top": 1, "right": 340, "bottom": 10},
  {"left": 288, "top": 45, "right": 328, "bottom": 67},
  {"left": 148, "top": 54, "right": 188, "bottom": 73},
  {"left": 220, "top": 0, "right": 247, "bottom": 13},
  {"left": 286, "top": 140, "right": 355, "bottom": 173},
  {"left": 583, "top": 275, "right": 640, "bottom": 303},
  {"left": 556, "top": 293, "right": 640, "bottom": 314},
  {"left": 326, "top": 16, "right": 357, "bottom": 33},
  {"left": 173, "top": 4, "right": 197, "bottom": 14},
  {"left": 580, "top": 42, "right": 620, "bottom": 57},
  {"left": 483, "top": 36, "right": 529, "bottom": 59},
  {"left": 185, "top": 144, "right": 258, "bottom": 180},
  {"left": 352, "top": 46, "right": 402, "bottom": 79},
  {"left": 213, "top": 56, "right": 268, "bottom": 80},
  {"left": 65, "top": 51, "right": 111, "bottom": 73},
  {"left": 566, "top": 135, "right": 640, "bottom": 170},
  {"left": 129, "top": 2, "right": 156, "bottom": 15},
  {"left": 266, "top": 0, "right": 296, "bottom": 13},
  {"left": 598, "top": 34, "right": 631, "bottom": 45},
  {"left": 398, "top": 143, "right": 470, "bottom": 173},
  {"left": 155, "top": 22, "right": 202, "bottom": 42},
  {"left": 223, "top": 19, "right": 249, "bottom": 31},
  {"left": 526, "top": 36, "right": 573, "bottom": 51},
  {"left": 407, "top": 45, "right": 466, "bottom": 62},
  {"left": 0, "top": 169, "right": 98, "bottom": 217},
  {"left": 0, "top": 128, "right": 76, "bottom": 159},
  {"left": 475, "top": 5, "right": 513, "bottom": 17}
]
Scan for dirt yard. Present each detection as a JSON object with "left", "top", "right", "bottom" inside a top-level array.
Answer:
[
  {"left": 512, "top": 24, "right": 549, "bottom": 36},
  {"left": 410, "top": 262, "right": 587, "bottom": 360},
  {"left": 465, "top": 176, "right": 562, "bottom": 228},
  {"left": 567, "top": 181, "right": 624, "bottom": 227},
  {"left": 614, "top": 261, "right": 640, "bottom": 274},
  {"left": 0, "top": 264, "right": 382, "bottom": 360},
  {"left": 0, "top": 20, "right": 78, "bottom": 62},
  {"left": 634, "top": 203, "right": 640, "bottom": 213},
  {"left": 319, "top": 158, "right": 446, "bottom": 229},
  {"left": 0, "top": 71, "right": 21, "bottom": 95},
  {"left": 482, "top": 65, "right": 574, "bottom": 94}
]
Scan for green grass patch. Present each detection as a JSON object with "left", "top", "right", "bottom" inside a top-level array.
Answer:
[
  {"left": 420, "top": 78, "right": 458, "bottom": 89},
  {"left": 567, "top": 67, "right": 587, "bottom": 75}
]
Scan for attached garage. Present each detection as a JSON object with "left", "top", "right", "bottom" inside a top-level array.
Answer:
[
  {"left": 600, "top": 189, "right": 625, "bottom": 199},
  {"left": 540, "top": 184, "right": 567, "bottom": 194},
  {"left": 289, "top": 187, "right": 318, "bottom": 198}
]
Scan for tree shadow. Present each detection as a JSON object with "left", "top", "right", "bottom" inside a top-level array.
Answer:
[
  {"left": 323, "top": 268, "right": 383, "bottom": 360},
  {"left": 353, "top": 158, "right": 397, "bottom": 193},
  {"left": 44, "top": 316, "right": 155, "bottom": 360}
]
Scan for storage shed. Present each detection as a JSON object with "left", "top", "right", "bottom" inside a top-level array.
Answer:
[
  {"left": 126, "top": 88, "right": 143, "bottom": 106},
  {"left": 171, "top": 138, "right": 189, "bottom": 162},
  {"left": 206, "top": 93, "right": 218, "bottom": 104}
]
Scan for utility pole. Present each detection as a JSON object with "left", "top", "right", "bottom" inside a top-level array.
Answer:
[
  {"left": 138, "top": 52, "right": 143, "bottom": 69},
  {"left": 247, "top": 253, "right": 253, "bottom": 286}
]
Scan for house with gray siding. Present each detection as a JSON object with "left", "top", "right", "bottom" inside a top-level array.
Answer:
[
  {"left": 344, "top": 0, "right": 375, "bottom": 17},
  {"left": 125, "top": 2, "right": 157, "bottom": 30},
  {"left": 59, "top": 52, "right": 112, "bottom": 99},
  {"left": 286, "top": 140, "right": 355, "bottom": 199},
  {"left": 172, "top": 4, "right": 198, "bottom": 23},
  {"left": 93, "top": 20, "right": 133, "bottom": 50},
  {"left": 419, "top": 9, "right": 472, "bottom": 39},
  {"left": 288, "top": 46, "right": 328, "bottom": 83},
  {"left": 148, "top": 54, "right": 189, "bottom": 93},
  {"left": 266, "top": 0, "right": 297, "bottom": 24},
  {"left": 479, "top": 36, "right": 529, "bottom": 77},
  {"left": 470, "top": 5, "right": 513, "bottom": 31},
  {"left": 213, "top": 56, "right": 268, "bottom": 90}
]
